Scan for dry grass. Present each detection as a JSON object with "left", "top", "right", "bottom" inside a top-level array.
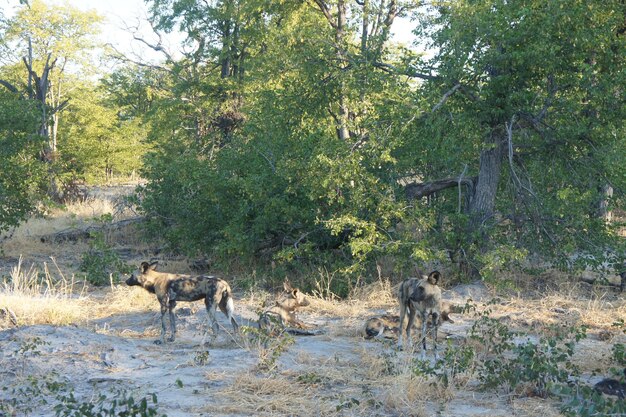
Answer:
[
  {"left": 306, "top": 279, "right": 396, "bottom": 319},
  {"left": 0, "top": 256, "right": 93, "bottom": 327},
  {"left": 473, "top": 290, "right": 626, "bottom": 332},
  {"left": 0, "top": 256, "right": 159, "bottom": 329},
  {"left": 214, "top": 372, "right": 337, "bottom": 416},
  {"left": 1, "top": 198, "right": 117, "bottom": 258}
]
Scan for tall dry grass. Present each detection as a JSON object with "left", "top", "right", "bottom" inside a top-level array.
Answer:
[
  {"left": 0, "top": 256, "right": 93, "bottom": 327},
  {"left": 0, "top": 185, "right": 159, "bottom": 328},
  {"left": 0, "top": 256, "right": 160, "bottom": 329}
]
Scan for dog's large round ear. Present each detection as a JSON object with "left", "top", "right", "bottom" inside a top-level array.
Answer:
[
  {"left": 428, "top": 271, "right": 441, "bottom": 285},
  {"left": 292, "top": 289, "right": 299, "bottom": 298},
  {"left": 141, "top": 261, "right": 157, "bottom": 273}
]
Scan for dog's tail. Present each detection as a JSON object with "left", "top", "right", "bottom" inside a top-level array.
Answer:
[{"left": 221, "top": 287, "right": 239, "bottom": 332}]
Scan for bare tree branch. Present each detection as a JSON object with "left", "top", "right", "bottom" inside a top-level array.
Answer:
[
  {"left": 372, "top": 61, "right": 437, "bottom": 80},
  {"left": 431, "top": 83, "right": 461, "bottom": 112},
  {"left": 311, "top": 0, "right": 337, "bottom": 29},
  {"left": 0, "top": 79, "right": 18, "bottom": 93},
  {"left": 106, "top": 43, "right": 176, "bottom": 77},
  {"left": 404, "top": 177, "right": 476, "bottom": 200}
]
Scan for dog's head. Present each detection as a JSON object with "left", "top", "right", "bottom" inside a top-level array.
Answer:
[
  {"left": 291, "top": 288, "right": 310, "bottom": 307},
  {"left": 282, "top": 279, "right": 310, "bottom": 307},
  {"left": 409, "top": 271, "right": 442, "bottom": 302},
  {"left": 126, "top": 261, "right": 158, "bottom": 286}
]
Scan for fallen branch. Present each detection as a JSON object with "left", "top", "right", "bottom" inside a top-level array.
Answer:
[{"left": 39, "top": 217, "right": 145, "bottom": 243}]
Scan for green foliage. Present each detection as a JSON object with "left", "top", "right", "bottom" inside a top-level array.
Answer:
[
  {"left": 1, "top": 381, "right": 165, "bottom": 417},
  {"left": 3, "top": 0, "right": 624, "bottom": 285},
  {"left": 241, "top": 323, "right": 295, "bottom": 372},
  {"left": 59, "top": 82, "right": 147, "bottom": 184},
  {"left": 412, "top": 341, "right": 477, "bottom": 389},
  {"left": 130, "top": 0, "right": 626, "bottom": 286},
  {"left": 79, "top": 215, "right": 132, "bottom": 286},
  {"left": 54, "top": 390, "right": 165, "bottom": 417},
  {"left": 0, "top": 90, "right": 46, "bottom": 231},
  {"left": 1, "top": 341, "right": 165, "bottom": 417}
]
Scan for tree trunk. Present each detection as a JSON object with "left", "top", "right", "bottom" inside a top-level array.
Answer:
[
  {"left": 469, "top": 132, "right": 505, "bottom": 232},
  {"left": 598, "top": 184, "right": 613, "bottom": 222},
  {"left": 335, "top": 0, "right": 350, "bottom": 142}
]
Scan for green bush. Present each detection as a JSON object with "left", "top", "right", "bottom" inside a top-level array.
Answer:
[{"left": 79, "top": 215, "right": 131, "bottom": 286}]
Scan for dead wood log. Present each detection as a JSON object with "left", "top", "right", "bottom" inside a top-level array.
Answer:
[{"left": 39, "top": 217, "right": 145, "bottom": 243}]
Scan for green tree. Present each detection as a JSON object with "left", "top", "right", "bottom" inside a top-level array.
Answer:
[
  {"left": 400, "top": 0, "right": 626, "bottom": 276},
  {"left": 136, "top": 0, "right": 417, "bottom": 282},
  {"left": 2, "top": 0, "right": 103, "bottom": 197},
  {"left": 0, "top": 88, "right": 45, "bottom": 231},
  {"left": 58, "top": 80, "right": 146, "bottom": 184},
  {"left": 133, "top": 0, "right": 626, "bottom": 289}
]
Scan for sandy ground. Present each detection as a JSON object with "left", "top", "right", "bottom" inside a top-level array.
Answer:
[
  {"left": 0, "top": 186, "right": 624, "bottom": 416},
  {"left": 1, "top": 282, "right": 624, "bottom": 417}
]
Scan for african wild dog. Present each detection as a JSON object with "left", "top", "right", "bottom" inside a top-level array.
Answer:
[
  {"left": 594, "top": 368, "right": 626, "bottom": 399},
  {"left": 258, "top": 279, "right": 311, "bottom": 331},
  {"left": 125, "top": 261, "right": 239, "bottom": 344},
  {"left": 365, "top": 301, "right": 455, "bottom": 340},
  {"left": 397, "top": 270, "right": 443, "bottom": 359}
]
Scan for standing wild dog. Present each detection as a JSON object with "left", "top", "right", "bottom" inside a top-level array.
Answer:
[
  {"left": 258, "top": 280, "right": 311, "bottom": 330},
  {"left": 365, "top": 302, "right": 455, "bottom": 340},
  {"left": 397, "top": 270, "right": 443, "bottom": 359},
  {"left": 126, "top": 261, "right": 239, "bottom": 344}
]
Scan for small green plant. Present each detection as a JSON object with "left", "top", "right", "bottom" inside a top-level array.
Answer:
[
  {"left": 13, "top": 336, "right": 50, "bottom": 374},
  {"left": 193, "top": 350, "right": 210, "bottom": 366},
  {"left": 412, "top": 340, "right": 477, "bottom": 389},
  {"left": 297, "top": 372, "right": 327, "bottom": 386},
  {"left": 468, "top": 303, "right": 587, "bottom": 397},
  {"left": 0, "top": 370, "right": 166, "bottom": 417},
  {"left": 556, "top": 380, "right": 626, "bottom": 417},
  {"left": 241, "top": 323, "right": 294, "bottom": 372},
  {"left": 80, "top": 215, "right": 131, "bottom": 285},
  {"left": 54, "top": 389, "right": 165, "bottom": 417},
  {"left": 1, "top": 373, "right": 67, "bottom": 415},
  {"left": 555, "top": 321, "right": 626, "bottom": 416}
]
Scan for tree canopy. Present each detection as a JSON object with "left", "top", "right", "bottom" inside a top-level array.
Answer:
[{"left": 1, "top": 0, "right": 624, "bottom": 291}]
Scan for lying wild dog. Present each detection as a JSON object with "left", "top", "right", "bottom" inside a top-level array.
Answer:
[
  {"left": 126, "top": 261, "right": 239, "bottom": 344},
  {"left": 397, "top": 270, "right": 443, "bottom": 359},
  {"left": 594, "top": 368, "right": 626, "bottom": 399},
  {"left": 364, "top": 314, "right": 399, "bottom": 339},
  {"left": 365, "top": 302, "right": 455, "bottom": 340},
  {"left": 258, "top": 279, "right": 311, "bottom": 331}
]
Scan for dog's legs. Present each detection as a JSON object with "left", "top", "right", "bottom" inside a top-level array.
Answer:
[
  {"left": 167, "top": 300, "right": 177, "bottom": 342},
  {"left": 406, "top": 304, "right": 417, "bottom": 350},
  {"left": 420, "top": 310, "right": 428, "bottom": 360},
  {"left": 156, "top": 302, "right": 168, "bottom": 344},
  {"left": 431, "top": 311, "right": 439, "bottom": 361},
  {"left": 397, "top": 300, "right": 407, "bottom": 349},
  {"left": 205, "top": 298, "right": 219, "bottom": 338}
]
